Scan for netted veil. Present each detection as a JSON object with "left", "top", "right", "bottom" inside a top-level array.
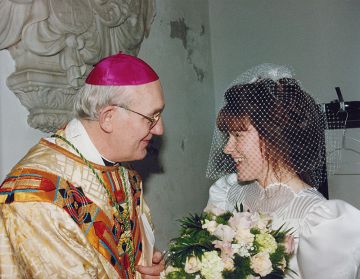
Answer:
[{"left": 205, "top": 63, "right": 336, "bottom": 188}]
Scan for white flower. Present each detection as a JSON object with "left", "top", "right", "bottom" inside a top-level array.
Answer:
[
  {"left": 222, "top": 257, "right": 235, "bottom": 271},
  {"left": 250, "top": 252, "right": 273, "bottom": 277},
  {"left": 232, "top": 243, "right": 252, "bottom": 257},
  {"left": 213, "top": 224, "right": 236, "bottom": 242},
  {"left": 234, "top": 227, "right": 255, "bottom": 246},
  {"left": 202, "top": 219, "right": 218, "bottom": 234},
  {"left": 161, "top": 265, "right": 180, "bottom": 278},
  {"left": 254, "top": 213, "right": 272, "bottom": 231},
  {"left": 200, "top": 251, "right": 224, "bottom": 279},
  {"left": 184, "top": 256, "right": 202, "bottom": 274}
]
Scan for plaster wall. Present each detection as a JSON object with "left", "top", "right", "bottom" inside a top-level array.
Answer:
[
  {"left": 137, "top": 0, "right": 214, "bottom": 250},
  {"left": 209, "top": 0, "right": 360, "bottom": 208}
]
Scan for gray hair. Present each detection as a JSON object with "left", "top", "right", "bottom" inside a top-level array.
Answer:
[{"left": 74, "top": 84, "right": 129, "bottom": 120}]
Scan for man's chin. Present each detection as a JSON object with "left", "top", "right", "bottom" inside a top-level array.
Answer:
[
  {"left": 133, "top": 149, "right": 148, "bottom": 161},
  {"left": 117, "top": 149, "right": 147, "bottom": 162}
]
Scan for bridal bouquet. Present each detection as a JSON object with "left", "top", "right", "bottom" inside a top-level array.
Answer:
[{"left": 163, "top": 205, "right": 295, "bottom": 279}]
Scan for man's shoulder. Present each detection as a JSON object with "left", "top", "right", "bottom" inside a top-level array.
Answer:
[{"left": 0, "top": 168, "right": 62, "bottom": 204}]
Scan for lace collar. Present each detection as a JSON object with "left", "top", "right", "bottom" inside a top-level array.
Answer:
[{"left": 229, "top": 182, "right": 314, "bottom": 214}]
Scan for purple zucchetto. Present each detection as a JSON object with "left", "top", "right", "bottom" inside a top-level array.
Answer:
[{"left": 85, "top": 52, "right": 159, "bottom": 86}]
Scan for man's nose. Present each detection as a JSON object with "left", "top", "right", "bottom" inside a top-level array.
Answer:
[{"left": 150, "top": 117, "right": 164, "bottom": 135}]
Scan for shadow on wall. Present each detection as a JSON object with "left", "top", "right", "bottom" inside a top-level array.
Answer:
[{"left": 130, "top": 136, "right": 164, "bottom": 193}]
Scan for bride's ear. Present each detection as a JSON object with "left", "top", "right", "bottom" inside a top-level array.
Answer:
[
  {"left": 259, "top": 139, "right": 268, "bottom": 159},
  {"left": 98, "top": 106, "right": 115, "bottom": 133}
]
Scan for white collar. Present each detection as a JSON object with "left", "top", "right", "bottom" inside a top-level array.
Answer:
[{"left": 63, "top": 118, "right": 105, "bottom": 165}]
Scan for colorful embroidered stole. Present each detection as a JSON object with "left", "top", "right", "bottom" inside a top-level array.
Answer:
[{"left": 0, "top": 166, "right": 143, "bottom": 279}]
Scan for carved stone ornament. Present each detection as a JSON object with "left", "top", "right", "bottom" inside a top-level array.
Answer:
[{"left": 0, "top": 0, "right": 155, "bottom": 132}]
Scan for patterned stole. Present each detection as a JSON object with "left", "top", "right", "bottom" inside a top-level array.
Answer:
[{"left": 0, "top": 167, "right": 143, "bottom": 278}]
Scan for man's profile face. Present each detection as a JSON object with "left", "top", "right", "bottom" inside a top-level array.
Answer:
[{"left": 111, "top": 80, "right": 165, "bottom": 162}]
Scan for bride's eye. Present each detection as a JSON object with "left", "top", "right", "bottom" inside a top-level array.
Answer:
[{"left": 233, "top": 131, "right": 243, "bottom": 138}]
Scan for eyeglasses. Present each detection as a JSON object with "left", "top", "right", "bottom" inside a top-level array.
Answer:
[{"left": 113, "top": 105, "right": 162, "bottom": 129}]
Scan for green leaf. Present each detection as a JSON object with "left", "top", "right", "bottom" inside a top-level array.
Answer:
[
  {"left": 215, "top": 212, "right": 233, "bottom": 224},
  {"left": 166, "top": 213, "right": 215, "bottom": 268}
]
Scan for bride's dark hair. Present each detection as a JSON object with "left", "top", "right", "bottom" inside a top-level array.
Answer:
[{"left": 217, "top": 78, "right": 326, "bottom": 187}]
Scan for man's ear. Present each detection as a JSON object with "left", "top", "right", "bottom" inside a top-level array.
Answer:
[{"left": 98, "top": 106, "right": 115, "bottom": 133}]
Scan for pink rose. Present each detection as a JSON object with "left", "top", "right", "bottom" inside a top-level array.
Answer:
[
  {"left": 229, "top": 212, "right": 253, "bottom": 230},
  {"left": 284, "top": 235, "right": 295, "bottom": 254},
  {"left": 250, "top": 252, "right": 273, "bottom": 277},
  {"left": 213, "top": 240, "right": 234, "bottom": 258}
]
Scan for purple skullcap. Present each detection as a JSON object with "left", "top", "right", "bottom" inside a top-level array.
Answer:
[{"left": 85, "top": 52, "right": 159, "bottom": 86}]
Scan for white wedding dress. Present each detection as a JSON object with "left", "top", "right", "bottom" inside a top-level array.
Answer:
[{"left": 207, "top": 173, "right": 360, "bottom": 279}]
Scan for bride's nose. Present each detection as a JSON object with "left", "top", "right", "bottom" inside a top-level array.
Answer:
[{"left": 224, "top": 136, "right": 237, "bottom": 154}]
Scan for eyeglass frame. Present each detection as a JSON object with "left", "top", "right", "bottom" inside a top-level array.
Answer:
[{"left": 113, "top": 104, "right": 162, "bottom": 129}]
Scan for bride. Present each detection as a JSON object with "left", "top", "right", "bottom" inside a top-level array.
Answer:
[{"left": 206, "top": 64, "right": 360, "bottom": 279}]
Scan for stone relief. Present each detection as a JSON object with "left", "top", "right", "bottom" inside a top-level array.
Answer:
[{"left": 0, "top": 0, "right": 155, "bottom": 132}]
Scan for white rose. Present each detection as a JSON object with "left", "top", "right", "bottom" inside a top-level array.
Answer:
[
  {"left": 184, "top": 256, "right": 202, "bottom": 274},
  {"left": 202, "top": 219, "right": 218, "bottom": 234},
  {"left": 213, "top": 224, "right": 236, "bottom": 242},
  {"left": 234, "top": 227, "right": 255, "bottom": 245},
  {"left": 200, "top": 251, "right": 224, "bottom": 279},
  {"left": 255, "top": 213, "right": 271, "bottom": 231},
  {"left": 222, "top": 257, "right": 235, "bottom": 271},
  {"left": 161, "top": 265, "right": 180, "bottom": 278},
  {"left": 250, "top": 252, "right": 273, "bottom": 277}
]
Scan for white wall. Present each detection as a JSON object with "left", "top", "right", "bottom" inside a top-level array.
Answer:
[{"left": 209, "top": 0, "right": 360, "bottom": 208}]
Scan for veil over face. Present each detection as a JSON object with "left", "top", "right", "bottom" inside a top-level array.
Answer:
[
  {"left": 206, "top": 64, "right": 327, "bottom": 188},
  {"left": 223, "top": 123, "right": 268, "bottom": 184}
]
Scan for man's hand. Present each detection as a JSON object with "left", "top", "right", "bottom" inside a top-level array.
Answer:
[{"left": 136, "top": 250, "right": 165, "bottom": 279}]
